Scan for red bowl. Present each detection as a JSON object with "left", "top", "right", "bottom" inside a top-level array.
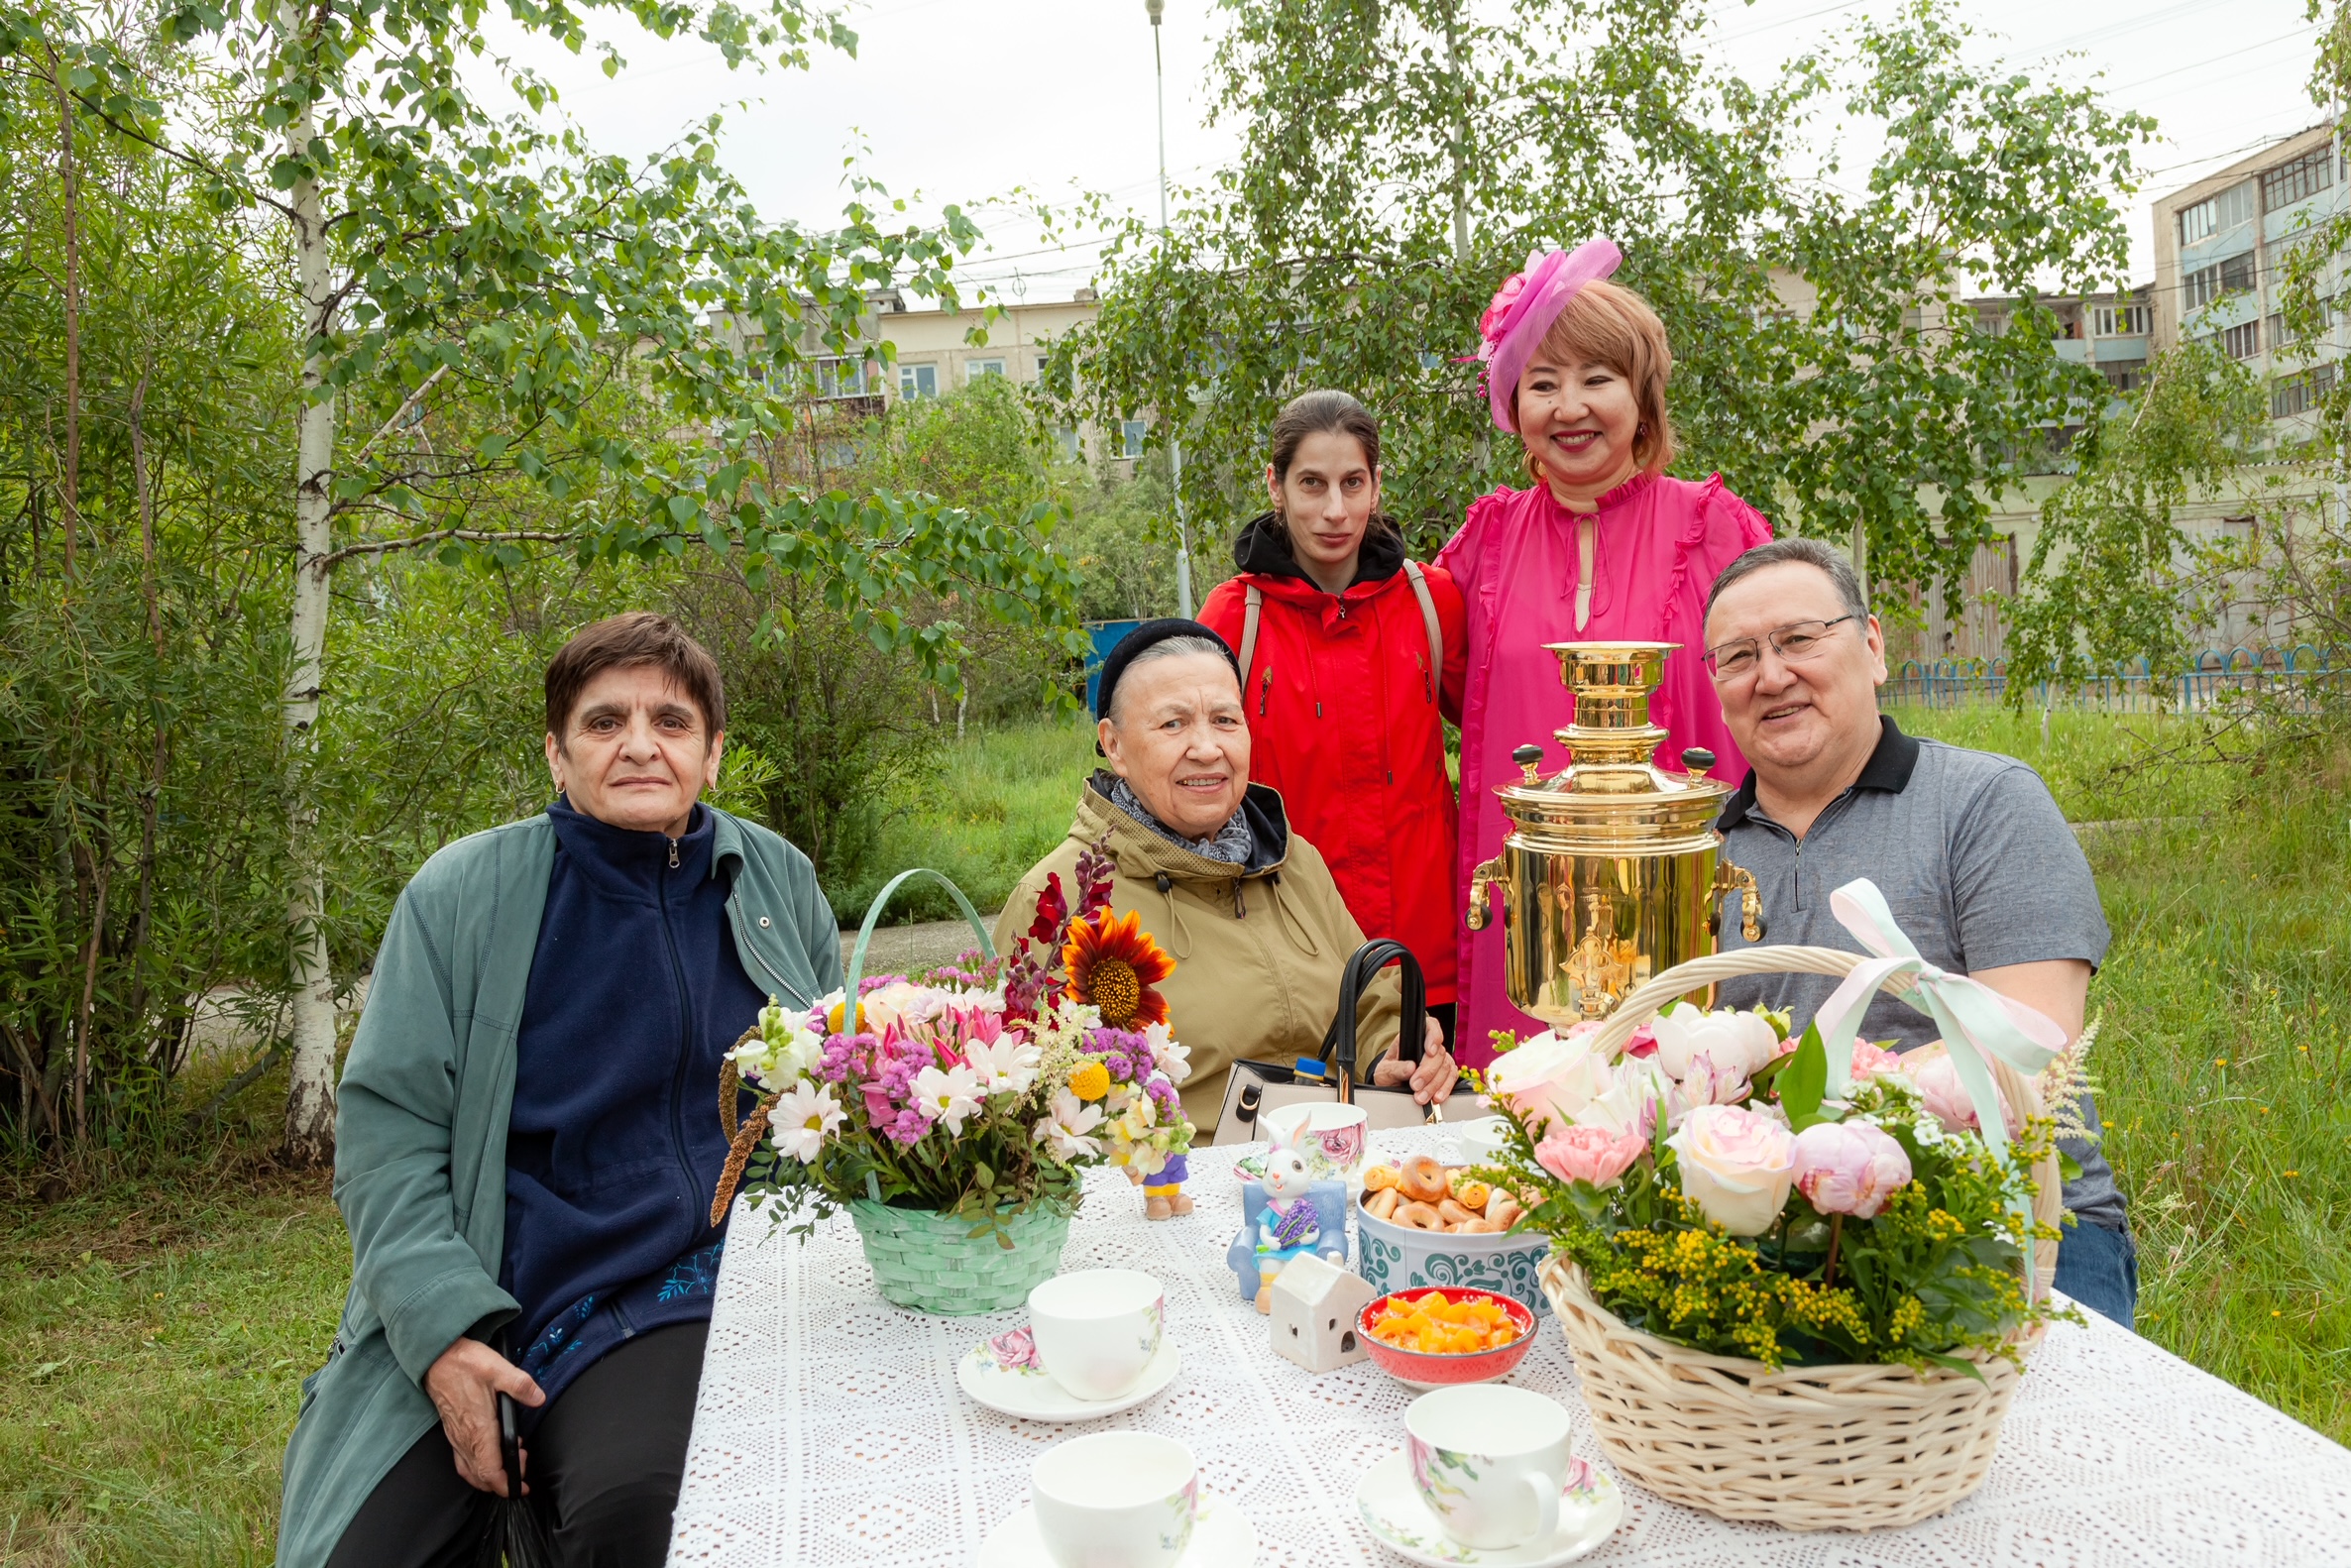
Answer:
[{"left": 1356, "top": 1287, "right": 1537, "bottom": 1390}]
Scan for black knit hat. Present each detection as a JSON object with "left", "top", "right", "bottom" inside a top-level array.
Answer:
[{"left": 1093, "top": 618, "right": 1244, "bottom": 726}]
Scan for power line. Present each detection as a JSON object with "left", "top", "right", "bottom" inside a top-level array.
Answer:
[{"left": 2102, "top": 24, "right": 2317, "bottom": 95}]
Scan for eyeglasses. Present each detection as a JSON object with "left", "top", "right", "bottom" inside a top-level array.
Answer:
[{"left": 1703, "top": 615, "right": 1860, "bottom": 681}]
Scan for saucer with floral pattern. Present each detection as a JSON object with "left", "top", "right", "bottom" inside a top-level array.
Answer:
[
  {"left": 978, "top": 1489, "right": 1255, "bottom": 1567},
  {"left": 1355, "top": 1451, "right": 1623, "bottom": 1566},
  {"left": 956, "top": 1324, "right": 1180, "bottom": 1420}
]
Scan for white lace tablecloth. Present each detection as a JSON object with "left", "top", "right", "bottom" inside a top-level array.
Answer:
[{"left": 666, "top": 1128, "right": 2351, "bottom": 1567}]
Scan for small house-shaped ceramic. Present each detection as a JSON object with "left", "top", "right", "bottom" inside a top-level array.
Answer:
[{"left": 1268, "top": 1253, "right": 1378, "bottom": 1374}]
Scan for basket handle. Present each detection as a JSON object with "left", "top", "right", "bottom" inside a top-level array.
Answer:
[
  {"left": 843, "top": 868, "right": 997, "bottom": 1009},
  {"left": 1588, "top": 947, "right": 1919, "bottom": 1057}
]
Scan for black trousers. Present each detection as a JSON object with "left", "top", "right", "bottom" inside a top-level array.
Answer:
[{"left": 327, "top": 1320, "right": 709, "bottom": 1568}]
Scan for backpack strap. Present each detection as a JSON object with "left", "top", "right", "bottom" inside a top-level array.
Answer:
[
  {"left": 1403, "top": 559, "right": 1441, "bottom": 691},
  {"left": 1239, "top": 583, "right": 1264, "bottom": 675}
]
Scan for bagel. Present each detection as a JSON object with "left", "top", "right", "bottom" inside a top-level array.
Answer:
[
  {"left": 1395, "top": 1199, "right": 1444, "bottom": 1231},
  {"left": 1435, "top": 1197, "right": 1479, "bottom": 1227},
  {"left": 1399, "top": 1156, "right": 1449, "bottom": 1204},
  {"left": 1364, "top": 1187, "right": 1402, "bottom": 1221},
  {"left": 1485, "top": 1192, "right": 1523, "bottom": 1230}
]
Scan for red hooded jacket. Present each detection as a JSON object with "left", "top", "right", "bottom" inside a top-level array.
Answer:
[{"left": 1198, "top": 515, "right": 1468, "bottom": 1004}]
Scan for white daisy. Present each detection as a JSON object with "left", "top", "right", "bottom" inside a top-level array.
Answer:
[
  {"left": 772, "top": 1081, "right": 844, "bottom": 1162},
  {"left": 911, "top": 1064, "right": 985, "bottom": 1136}
]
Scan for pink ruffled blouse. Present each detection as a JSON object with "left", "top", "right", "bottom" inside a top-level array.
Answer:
[{"left": 1434, "top": 471, "right": 1774, "bottom": 1064}]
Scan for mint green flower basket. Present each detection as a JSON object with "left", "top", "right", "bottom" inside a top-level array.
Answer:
[
  {"left": 847, "top": 1198, "right": 1074, "bottom": 1314},
  {"left": 837, "top": 867, "right": 1074, "bottom": 1314}
]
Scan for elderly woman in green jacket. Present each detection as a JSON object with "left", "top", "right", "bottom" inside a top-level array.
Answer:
[{"left": 278, "top": 615, "right": 840, "bottom": 1568}]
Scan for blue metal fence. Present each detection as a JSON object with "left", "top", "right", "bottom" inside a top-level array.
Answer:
[{"left": 1879, "top": 645, "right": 2345, "bottom": 712}]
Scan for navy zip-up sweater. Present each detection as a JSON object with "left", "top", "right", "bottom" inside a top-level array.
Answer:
[{"left": 500, "top": 798, "right": 769, "bottom": 1411}]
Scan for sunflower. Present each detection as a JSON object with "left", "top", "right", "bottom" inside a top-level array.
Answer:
[{"left": 1062, "top": 908, "right": 1176, "bottom": 1029}]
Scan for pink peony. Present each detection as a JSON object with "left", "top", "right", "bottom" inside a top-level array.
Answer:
[
  {"left": 1791, "top": 1120, "right": 1914, "bottom": 1219},
  {"left": 1899, "top": 1042, "right": 2016, "bottom": 1136},
  {"left": 1533, "top": 1123, "right": 1649, "bottom": 1189},
  {"left": 1848, "top": 1041, "right": 1904, "bottom": 1079}
]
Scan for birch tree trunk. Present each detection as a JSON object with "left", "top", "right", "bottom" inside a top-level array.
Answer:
[{"left": 281, "top": 47, "right": 341, "bottom": 1168}]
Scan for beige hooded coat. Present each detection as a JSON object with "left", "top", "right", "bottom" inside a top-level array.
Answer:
[{"left": 994, "top": 775, "right": 1401, "bottom": 1133}]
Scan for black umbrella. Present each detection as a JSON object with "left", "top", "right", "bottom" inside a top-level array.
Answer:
[{"left": 472, "top": 1391, "right": 556, "bottom": 1568}]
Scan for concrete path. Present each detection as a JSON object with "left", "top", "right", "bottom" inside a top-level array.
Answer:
[{"left": 838, "top": 914, "right": 1000, "bottom": 980}]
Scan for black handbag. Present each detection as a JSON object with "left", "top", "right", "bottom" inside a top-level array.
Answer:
[{"left": 1206, "top": 939, "right": 1443, "bottom": 1145}]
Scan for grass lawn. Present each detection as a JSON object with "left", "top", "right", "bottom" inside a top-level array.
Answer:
[{"left": 2, "top": 707, "right": 2344, "bottom": 1561}]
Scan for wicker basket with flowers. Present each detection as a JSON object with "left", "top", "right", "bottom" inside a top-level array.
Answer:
[
  {"left": 709, "top": 845, "right": 1194, "bottom": 1313},
  {"left": 1476, "top": 878, "right": 2095, "bottom": 1529}
]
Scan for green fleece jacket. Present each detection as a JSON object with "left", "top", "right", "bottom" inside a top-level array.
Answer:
[{"left": 276, "top": 807, "right": 840, "bottom": 1568}]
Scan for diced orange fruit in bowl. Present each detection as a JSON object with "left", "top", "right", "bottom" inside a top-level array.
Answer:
[{"left": 1364, "top": 1291, "right": 1523, "bottom": 1355}]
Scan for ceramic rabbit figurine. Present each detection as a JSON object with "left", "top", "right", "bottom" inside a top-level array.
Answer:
[{"left": 1252, "top": 1124, "right": 1324, "bottom": 1313}]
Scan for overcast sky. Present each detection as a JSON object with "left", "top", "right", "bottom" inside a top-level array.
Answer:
[{"left": 489, "top": 0, "right": 2330, "bottom": 302}]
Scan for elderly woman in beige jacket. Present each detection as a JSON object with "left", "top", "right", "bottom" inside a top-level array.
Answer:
[{"left": 995, "top": 621, "right": 1458, "bottom": 1136}]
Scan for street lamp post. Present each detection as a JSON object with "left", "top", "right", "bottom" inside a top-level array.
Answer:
[{"left": 1147, "top": 0, "right": 1194, "bottom": 617}]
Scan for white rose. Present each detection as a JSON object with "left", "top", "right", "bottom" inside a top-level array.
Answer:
[
  {"left": 1665, "top": 1104, "right": 1798, "bottom": 1236},
  {"left": 1571, "top": 1059, "right": 1665, "bottom": 1139},
  {"left": 1487, "top": 1029, "right": 1615, "bottom": 1134},
  {"left": 1651, "top": 1004, "right": 1781, "bottom": 1080}
]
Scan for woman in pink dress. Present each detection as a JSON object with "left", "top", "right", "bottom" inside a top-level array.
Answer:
[{"left": 1437, "top": 240, "right": 1773, "bottom": 1064}]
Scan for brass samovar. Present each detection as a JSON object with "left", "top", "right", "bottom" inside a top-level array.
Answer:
[{"left": 1465, "top": 641, "right": 1764, "bottom": 1025}]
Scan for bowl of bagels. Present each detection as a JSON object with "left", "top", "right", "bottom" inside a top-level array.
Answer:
[{"left": 1355, "top": 1154, "right": 1552, "bottom": 1318}]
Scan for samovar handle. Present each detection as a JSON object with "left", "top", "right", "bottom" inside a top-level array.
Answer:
[
  {"left": 1709, "top": 857, "right": 1765, "bottom": 942},
  {"left": 1466, "top": 854, "right": 1511, "bottom": 931}
]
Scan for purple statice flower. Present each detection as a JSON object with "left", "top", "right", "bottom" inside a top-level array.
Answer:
[
  {"left": 886, "top": 1106, "right": 930, "bottom": 1146},
  {"left": 1145, "top": 1075, "right": 1180, "bottom": 1115},
  {"left": 1084, "top": 1026, "right": 1153, "bottom": 1086},
  {"left": 858, "top": 972, "right": 909, "bottom": 996}
]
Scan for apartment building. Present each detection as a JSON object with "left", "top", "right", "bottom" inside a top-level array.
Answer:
[
  {"left": 810, "top": 287, "right": 1126, "bottom": 465},
  {"left": 2152, "top": 121, "right": 2348, "bottom": 426}
]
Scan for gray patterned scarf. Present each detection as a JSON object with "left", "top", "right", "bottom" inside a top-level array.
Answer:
[{"left": 1106, "top": 778, "right": 1254, "bottom": 865}]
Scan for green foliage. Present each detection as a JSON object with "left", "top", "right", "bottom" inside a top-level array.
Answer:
[
  {"left": 1044, "top": 0, "right": 2149, "bottom": 598},
  {"left": 0, "top": 42, "right": 303, "bottom": 1155},
  {"left": 2005, "top": 342, "right": 2269, "bottom": 697}
]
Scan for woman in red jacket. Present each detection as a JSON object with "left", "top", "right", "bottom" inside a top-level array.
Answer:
[{"left": 1198, "top": 391, "right": 1468, "bottom": 1041}]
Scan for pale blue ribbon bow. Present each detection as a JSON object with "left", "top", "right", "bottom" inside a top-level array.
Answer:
[{"left": 1812, "top": 880, "right": 2067, "bottom": 1190}]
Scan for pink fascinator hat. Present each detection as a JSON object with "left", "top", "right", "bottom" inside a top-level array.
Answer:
[{"left": 1478, "top": 238, "right": 1623, "bottom": 432}]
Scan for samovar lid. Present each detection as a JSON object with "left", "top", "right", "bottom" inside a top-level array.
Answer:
[{"left": 1496, "top": 639, "right": 1728, "bottom": 818}]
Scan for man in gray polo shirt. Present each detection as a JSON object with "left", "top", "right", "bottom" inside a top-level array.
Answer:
[{"left": 1702, "top": 537, "right": 2137, "bottom": 1327}]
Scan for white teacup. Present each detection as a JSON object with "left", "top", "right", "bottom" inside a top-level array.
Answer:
[
  {"left": 1028, "top": 1268, "right": 1166, "bottom": 1403},
  {"left": 1457, "top": 1114, "right": 1511, "bottom": 1167},
  {"left": 1032, "top": 1430, "right": 1200, "bottom": 1568},
  {"left": 1404, "top": 1384, "right": 1575, "bottom": 1550},
  {"left": 1263, "top": 1101, "right": 1370, "bottom": 1181}
]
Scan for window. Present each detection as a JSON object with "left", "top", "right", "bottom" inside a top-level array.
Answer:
[
  {"left": 2262, "top": 147, "right": 2335, "bottom": 212},
  {"left": 1053, "top": 425, "right": 1079, "bottom": 460},
  {"left": 2271, "top": 363, "right": 2336, "bottom": 417},
  {"left": 966, "top": 359, "right": 1005, "bottom": 383},
  {"left": 2101, "top": 360, "right": 2147, "bottom": 392},
  {"left": 2223, "top": 320, "right": 2262, "bottom": 360},
  {"left": 813, "top": 356, "right": 868, "bottom": 398},
  {"left": 1035, "top": 354, "right": 1051, "bottom": 379},
  {"left": 899, "top": 362, "right": 939, "bottom": 398},
  {"left": 2091, "top": 303, "right": 2151, "bottom": 336},
  {"left": 2184, "top": 252, "right": 2258, "bottom": 311},
  {"left": 1121, "top": 419, "right": 1148, "bottom": 458},
  {"left": 2178, "top": 181, "right": 2256, "bottom": 244}
]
